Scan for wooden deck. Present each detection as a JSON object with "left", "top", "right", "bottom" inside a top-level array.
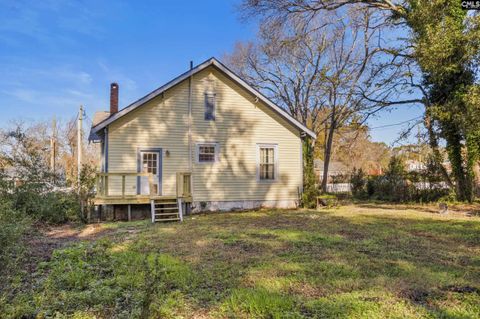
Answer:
[
  {"left": 93, "top": 195, "right": 189, "bottom": 205},
  {"left": 93, "top": 171, "right": 192, "bottom": 205}
]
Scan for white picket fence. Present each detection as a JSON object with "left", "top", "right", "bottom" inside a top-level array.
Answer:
[
  {"left": 326, "top": 183, "right": 352, "bottom": 193},
  {"left": 324, "top": 181, "right": 449, "bottom": 194},
  {"left": 413, "top": 182, "right": 449, "bottom": 190}
]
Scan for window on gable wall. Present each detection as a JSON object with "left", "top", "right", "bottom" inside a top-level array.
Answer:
[
  {"left": 204, "top": 93, "right": 216, "bottom": 120},
  {"left": 258, "top": 145, "right": 277, "bottom": 180}
]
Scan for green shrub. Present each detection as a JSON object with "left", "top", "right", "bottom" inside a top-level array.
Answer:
[
  {"left": 1, "top": 163, "right": 81, "bottom": 224},
  {"left": 0, "top": 127, "right": 95, "bottom": 224},
  {"left": 0, "top": 202, "right": 30, "bottom": 278},
  {"left": 0, "top": 201, "right": 31, "bottom": 314},
  {"left": 350, "top": 168, "right": 367, "bottom": 198},
  {"left": 363, "top": 156, "right": 448, "bottom": 203},
  {"left": 38, "top": 191, "right": 81, "bottom": 224},
  {"left": 366, "top": 176, "right": 377, "bottom": 198},
  {"left": 13, "top": 188, "right": 80, "bottom": 224},
  {"left": 363, "top": 157, "right": 410, "bottom": 202},
  {"left": 438, "top": 191, "right": 458, "bottom": 204},
  {"left": 302, "top": 185, "right": 319, "bottom": 209}
]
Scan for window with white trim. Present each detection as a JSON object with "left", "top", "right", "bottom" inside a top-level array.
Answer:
[
  {"left": 204, "top": 93, "right": 216, "bottom": 120},
  {"left": 258, "top": 144, "right": 277, "bottom": 180},
  {"left": 196, "top": 143, "right": 218, "bottom": 163}
]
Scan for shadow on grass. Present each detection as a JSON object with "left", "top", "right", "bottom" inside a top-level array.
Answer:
[
  {"left": 356, "top": 201, "right": 480, "bottom": 217},
  {"left": 355, "top": 202, "right": 441, "bottom": 214},
  {"left": 182, "top": 209, "right": 480, "bottom": 317},
  {"left": 10, "top": 208, "right": 480, "bottom": 318}
]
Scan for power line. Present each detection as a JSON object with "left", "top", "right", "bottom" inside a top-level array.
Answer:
[
  {"left": 369, "top": 116, "right": 423, "bottom": 130},
  {"left": 65, "top": 112, "right": 79, "bottom": 137},
  {"left": 84, "top": 113, "right": 94, "bottom": 125}
]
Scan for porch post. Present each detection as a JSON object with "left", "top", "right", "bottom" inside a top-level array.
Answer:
[
  {"left": 150, "top": 199, "right": 155, "bottom": 223},
  {"left": 177, "top": 198, "right": 183, "bottom": 222}
]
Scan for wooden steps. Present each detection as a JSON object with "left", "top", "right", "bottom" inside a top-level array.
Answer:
[{"left": 151, "top": 198, "right": 183, "bottom": 223}]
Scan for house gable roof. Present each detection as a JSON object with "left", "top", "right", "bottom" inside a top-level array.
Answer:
[{"left": 90, "top": 57, "right": 316, "bottom": 139}]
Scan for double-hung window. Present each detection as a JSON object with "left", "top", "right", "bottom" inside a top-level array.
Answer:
[
  {"left": 196, "top": 143, "right": 218, "bottom": 163},
  {"left": 257, "top": 144, "right": 277, "bottom": 181}
]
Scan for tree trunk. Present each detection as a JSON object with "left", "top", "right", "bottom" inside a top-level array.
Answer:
[
  {"left": 424, "top": 114, "right": 454, "bottom": 188},
  {"left": 446, "top": 132, "right": 471, "bottom": 201},
  {"left": 321, "top": 115, "right": 336, "bottom": 193},
  {"left": 464, "top": 133, "right": 476, "bottom": 202},
  {"left": 302, "top": 137, "right": 318, "bottom": 208}
]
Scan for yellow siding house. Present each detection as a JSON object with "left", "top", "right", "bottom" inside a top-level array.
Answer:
[{"left": 89, "top": 58, "right": 315, "bottom": 220}]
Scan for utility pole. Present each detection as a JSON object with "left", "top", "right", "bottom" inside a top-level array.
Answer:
[
  {"left": 77, "top": 105, "right": 83, "bottom": 189},
  {"left": 417, "top": 123, "right": 422, "bottom": 163},
  {"left": 50, "top": 116, "right": 57, "bottom": 179}
]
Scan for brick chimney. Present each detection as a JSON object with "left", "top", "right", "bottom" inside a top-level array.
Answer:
[{"left": 110, "top": 82, "right": 119, "bottom": 114}]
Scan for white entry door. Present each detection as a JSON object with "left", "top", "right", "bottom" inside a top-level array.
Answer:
[{"left": 140, "top": 151, "right": 160, "bottom": 195}]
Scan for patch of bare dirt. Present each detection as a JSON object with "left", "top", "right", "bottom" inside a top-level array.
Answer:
[
  {"left": 398, "top": 287, "right": 434, "bottom": 304},
  {"left": 45, "top": 223, "right": 108, "bottom": 239},
  {"left": 443, "top": 285, "right": 480, "bottom": 294},
  {"left": 29, "top": 223, "right": 112, "bottom": 259},
  {"left": 19, "top": 223, "right": 116, "bottom": 291},
  {"left": 288, "top": 282, "right": 327, "bottom": 299}
]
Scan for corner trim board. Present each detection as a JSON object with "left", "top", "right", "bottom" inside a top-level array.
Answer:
[{"left": 104, "top": 127, "right": 108, "bottom": 172}]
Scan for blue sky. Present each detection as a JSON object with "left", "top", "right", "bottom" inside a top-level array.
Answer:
[{"left": 0, "top": 0, "right": 422, "bottom": 145}]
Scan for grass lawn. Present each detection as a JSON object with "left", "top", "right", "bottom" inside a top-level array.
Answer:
[{"left": 3, "top": 204, "right": 480, "bottom": 318}]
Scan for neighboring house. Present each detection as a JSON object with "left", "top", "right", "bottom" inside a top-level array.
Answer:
[
  {"left": 314, "top": 159, "right": 349, "bottom": 181},
  {"left": 89, "top": 57, "right": 315, "bottom": 220},
  {"left": 405, "top": 159, "right": 427, "bottom": 172},
  {"left": 365, "top": 164, "right": 383, "bottom": 176}
]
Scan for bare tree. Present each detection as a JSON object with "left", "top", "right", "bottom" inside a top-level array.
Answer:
[
  {"left": 227, "top": 8, "right": 405, "bottom": 192},
  {"left": 241, "top": 0, "right": 480, "bottom": 202},
  {"left": 0, "top": 118, "right": 98, "bottom": 188},
  {"left": 239, "top": 0, "right": 406, "bottom": 19},
  {"left": 226, "top": 17, "right": 328, "bottom": 128}
]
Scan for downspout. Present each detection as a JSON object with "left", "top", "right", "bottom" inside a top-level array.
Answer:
[
  {"left": 300, "top": 132, "right": 306, "bottom": 194},
  {"left": 188, "top": 61, "right": 194, "bottom": 209},
  {"left": 299, "top": 133, "right": 305, "bottom": 207},
  {"left": 188, "top": 61, "right": 193, "bottom": 172}
]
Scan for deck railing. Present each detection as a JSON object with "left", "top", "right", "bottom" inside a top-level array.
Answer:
[
  {"left": 96, "top": 172, "right": 154, "bottom": 198},
  {"left": 94, "top": 171, "right": 192, "bottom": 205}
]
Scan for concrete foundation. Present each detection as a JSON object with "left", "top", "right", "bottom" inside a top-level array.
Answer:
[{"left": 191, "top": 199, "right": 298, "bottom": 213}]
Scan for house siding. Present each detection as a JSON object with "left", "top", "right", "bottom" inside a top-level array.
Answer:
[{"left": 107, "top": 66, "right": 302, "bottom": 204}]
